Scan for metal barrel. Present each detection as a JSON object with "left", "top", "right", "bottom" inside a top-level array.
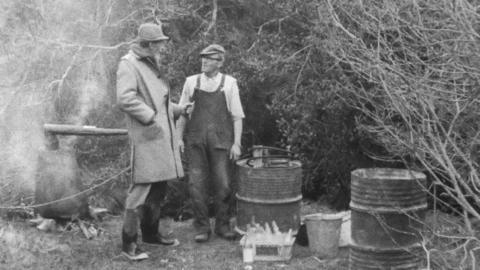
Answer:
[
  {"left": 350, "top": 244, "right": 423, "bottom": 270},
  {"left": 36, "top": 125, "right": 127, "bottom": 218},
  {"left": 235, "top": 158, "right": 302, "bottom": 233},
  {"left": 349, "top": 168, "right": 427, "bottom": 269},
  {"left": 35, "top": 149, "right": 89, "bottom": 219}
]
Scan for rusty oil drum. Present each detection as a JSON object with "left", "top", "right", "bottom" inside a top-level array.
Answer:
[
  {"left": 350, "top": 245, "right": 423, "bottom": 270},
  {"left": 349, "top": 168, "right": 427, "bottom": 270},
  {"left": 235, "top": 148, "right": 302, "bottom": 233}
]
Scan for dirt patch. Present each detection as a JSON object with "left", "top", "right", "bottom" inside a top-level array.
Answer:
[{"left": 0, "top": 215, "right": 348, "bottom": 270}]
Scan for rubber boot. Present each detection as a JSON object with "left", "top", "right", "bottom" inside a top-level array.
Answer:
[
  {"left": 121, "top": 209, "right": 148, "bottom": 261},
  {"left": 140, "top": 205, "right": 177, "bottom": 246}
]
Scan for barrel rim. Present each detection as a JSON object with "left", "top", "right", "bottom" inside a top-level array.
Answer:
[
  {"left": 349, "top": 241, "right": 423, "bottom": 251},
  {"left": 349, "top": 202, "right": 428, "bottom": 212},
  {"left": 236, "top": 194, "right": 302, "bottom": 204},
  {"left": 351, "top": 168, "right": 426, "bottom": 181},
  {"left": 304, "top": 212, "right": 345, "bottom": 221}
]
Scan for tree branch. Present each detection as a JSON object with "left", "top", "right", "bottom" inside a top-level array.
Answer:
[{"left": 204, "top": 0, "right": 218, "bottom": 39}]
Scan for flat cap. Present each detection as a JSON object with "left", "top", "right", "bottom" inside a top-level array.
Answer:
[
  {"left": 137, "top": 23, "right": 169, "bottom": 42},
  {"left": 200, "top": 44, "right": 226, "bottom": 56}
]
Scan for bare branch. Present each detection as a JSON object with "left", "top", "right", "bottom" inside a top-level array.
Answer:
[
  {"left": 204, "top": 0, "right": 218, "bottom": 39},
  {"left": 38, "top": 39, "right": 131, "bottom": 50}
]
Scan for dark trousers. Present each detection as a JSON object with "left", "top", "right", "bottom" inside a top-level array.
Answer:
[
  {"left": 122, "top": 181, "right": 167, "bottom": 243},
  {"left": 187, "top": 142, "right": 232, "bottom": 234}
]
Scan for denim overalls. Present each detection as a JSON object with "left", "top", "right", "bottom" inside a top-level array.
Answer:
[{"left": 185, "top": 74, "right": 234, "bottom": 234}]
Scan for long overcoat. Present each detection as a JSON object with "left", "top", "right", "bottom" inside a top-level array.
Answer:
[{"left": 116, "top": 51, "right": 184, "bottom": 184}]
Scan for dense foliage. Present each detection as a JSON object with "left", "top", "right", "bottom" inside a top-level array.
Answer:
[
  {"left": 0, "top": 0, "right": 360, "bottom": 210},
  {"left": 1, "top": 0, "right": 479, "bottom": 218}
]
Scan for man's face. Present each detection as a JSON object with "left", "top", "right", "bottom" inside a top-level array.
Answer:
[
  {"left": 149, "top": 40, "right": 169, "bottom": 57},
  {"left": 201, "top": 54, "right": 223, "bottom": 74}
]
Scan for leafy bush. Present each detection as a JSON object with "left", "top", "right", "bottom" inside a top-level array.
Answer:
[{"left": 0, "top": 0, "right": 369, "bottom": 212}]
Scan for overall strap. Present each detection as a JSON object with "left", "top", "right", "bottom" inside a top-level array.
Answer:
[
  {"left": 216, "top": 74, "right": 226, "bottom": 92},
  {"left": 190, "top": 74, "right": 202, "bottom": 102},
  {"left": 191, "top": 73, "right": 225, "bottom": 102},
  {"left": 195, "top": 74, "right": 202, "bottom": 89}
]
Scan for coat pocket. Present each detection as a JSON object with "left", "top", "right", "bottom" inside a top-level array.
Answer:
[{"left": 142, "top": 122, "right": 164, "bottom": 141}]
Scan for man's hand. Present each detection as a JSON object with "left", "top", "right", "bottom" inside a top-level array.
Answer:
[
  {"left": 230, "top": 143, "right": 241, "bottom": 160},
  {"left": 178, "top": 139, "right": 185, "bottom": 153},
  {"left": 182, "top": 102, "right": 194, "bottom": 116}
]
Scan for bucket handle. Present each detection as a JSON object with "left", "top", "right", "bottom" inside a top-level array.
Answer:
[{"left": 245, "top": 155, "right": 293, "bottom": 167}]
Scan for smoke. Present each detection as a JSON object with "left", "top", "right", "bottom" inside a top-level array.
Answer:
[
  {"left": 0, "top": 72, "right": 109, "bottom": 207},
  {"left": 70, "top": 62, "right": 108, "bottom": 126},
  {"left": 0, "top": 0, "right": 111, "bottom": 207},
  {"left": 0, "top": 79, "right": 46, "bottom": 204}
]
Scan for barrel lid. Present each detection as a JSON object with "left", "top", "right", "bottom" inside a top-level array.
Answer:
[{"left": 236, "top": 159, "right": 302, "bottom": 169}]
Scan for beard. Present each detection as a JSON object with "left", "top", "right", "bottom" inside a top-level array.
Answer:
[{"left": 154, "top": 54, "right": 169, "bottom": 76}]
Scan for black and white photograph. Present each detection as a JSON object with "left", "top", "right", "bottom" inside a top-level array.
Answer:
[{"left": 0, "top": 0, "right": 479, "bottom": 269}]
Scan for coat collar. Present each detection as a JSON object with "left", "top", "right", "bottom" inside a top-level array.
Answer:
[{"left": 128, "top": 50, "right": 163, "bottom": 78}]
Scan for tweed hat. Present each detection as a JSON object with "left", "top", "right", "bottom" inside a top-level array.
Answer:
[
  {"left": 137, "top": 23, "right": 169, "bottom": 42},
  {"left": 200, "top": 44, "right": 226, "bottom": 56}
]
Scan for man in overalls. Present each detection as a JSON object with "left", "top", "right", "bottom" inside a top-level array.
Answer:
[{"left": 177, "top": 44, "right": 245, "bottom": 242}]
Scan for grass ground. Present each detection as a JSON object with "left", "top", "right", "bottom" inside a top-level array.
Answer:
[{"left": 0, "top": 214, "right": 349, "bottom": 270}]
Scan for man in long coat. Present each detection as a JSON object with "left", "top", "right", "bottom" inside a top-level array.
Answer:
[{"left": 116, "top": 22, "right": 189, "bottom": 260}]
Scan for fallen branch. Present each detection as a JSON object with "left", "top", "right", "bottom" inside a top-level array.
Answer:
[{"left": 78, "top": 220, "right": 93, "bottom": 239}]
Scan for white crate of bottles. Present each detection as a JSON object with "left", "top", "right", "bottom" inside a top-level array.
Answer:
[{"left": 240, "top": 221, "right": 296, "bottom": 262}]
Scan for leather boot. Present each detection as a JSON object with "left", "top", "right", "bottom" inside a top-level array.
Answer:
[
  {"left": 214, "top": 196, "right": 236, "bottom": 241},
  {"left": 214, "top": 223, "right": 237, "bottom": 241}
]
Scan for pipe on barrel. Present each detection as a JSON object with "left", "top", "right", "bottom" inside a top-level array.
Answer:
[
  {"left": 43, "top": 123, "right": 128, "bottom": 149},
  {"left": 36, "top": 124, "right": 128, "bottom": 219}
]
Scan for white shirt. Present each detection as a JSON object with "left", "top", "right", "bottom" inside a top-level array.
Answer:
[{"left": 179, "top": 72, "right": 245, "bottom": 120}]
